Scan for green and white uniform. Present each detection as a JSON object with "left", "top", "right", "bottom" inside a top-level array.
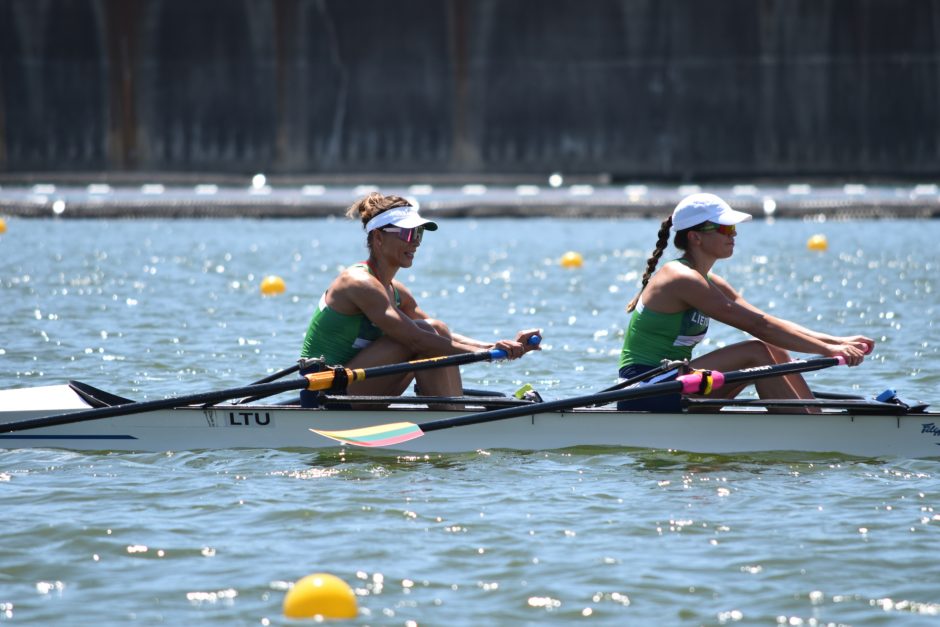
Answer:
[
  {"left": 619, "top": 259, "right": 710, "bottom": 368},
  {"left": 301, "top": 262, "right": 401, "bottom": 365}
]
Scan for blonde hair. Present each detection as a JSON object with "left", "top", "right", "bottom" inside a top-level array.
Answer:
[
  {"left": 346, "top": 192, "right": 412, "bottom": 254},
  {"left": 346, "top": 192, "right": 411, "bottom": 228}
]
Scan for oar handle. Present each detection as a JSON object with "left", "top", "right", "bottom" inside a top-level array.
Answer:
[{"left": 489, "top": 335, "right": 541, "bottom": 360}]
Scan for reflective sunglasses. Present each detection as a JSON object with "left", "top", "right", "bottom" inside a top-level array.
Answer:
[
  {"left": 694, "top": 222, "right": 736, "bottom": 236},
  {"left": 380, "top": 226, "right": 424, "bottom": 244}
]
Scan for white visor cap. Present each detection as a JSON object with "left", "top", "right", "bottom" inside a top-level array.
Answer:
[
  {"left": 670, "top": 193, "right": 753, "bottom": 232},
  {"left": 365, "top": 205, "right": 439, "bottom": 233}
]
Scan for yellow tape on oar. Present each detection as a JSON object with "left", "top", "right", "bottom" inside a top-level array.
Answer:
[
  {"left": 301, "top": 367, "right": 370, "bottom": 392},
  {"left": 699, "top": 370, "right": 714, "bottom": 395}
]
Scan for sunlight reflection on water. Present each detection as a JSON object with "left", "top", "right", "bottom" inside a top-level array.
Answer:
[{"left": 1, "top": 217, "right": 937, "bottom": 402}]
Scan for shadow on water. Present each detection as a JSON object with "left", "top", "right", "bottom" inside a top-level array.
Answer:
[
  {"left": 298, "top": 447, "right": 488, "bottom": 472},
  {"left": 295, "top": 444, "right": 904, "bottom": 475},
  {"left": 560, "top": 445, "right": 898, "bottom": 473},
  {"left": 14, "top": 444, "right": 931, "bottom": 479}
]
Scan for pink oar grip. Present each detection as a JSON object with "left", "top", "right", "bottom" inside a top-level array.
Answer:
[
  {"left": 677, "top": 373, "right": 702, "bottom": 394},
  {"left": 835, "top": 356, "right": 846, "bottom": 366},
  {"left": 676, "top": 371, "right": 727, "bottom": 395}
]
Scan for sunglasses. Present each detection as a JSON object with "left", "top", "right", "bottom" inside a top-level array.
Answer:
[
  {"left": 694, "top": 222, "right": 736, "bottom": 236},
  {"left": 380, "top": 226, "right": 424, "bottom": 244}
]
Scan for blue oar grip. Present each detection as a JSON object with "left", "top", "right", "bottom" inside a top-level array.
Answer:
[{"left": 489, "top": 334, "right": 541, "bottom": 360}]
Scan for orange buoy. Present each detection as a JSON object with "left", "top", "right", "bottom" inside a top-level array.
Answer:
[
  {"left": 560, "top": 251, "right": 583, "bottom": 268},
  {"left": 259, "top": 275, "right": 286, "bottom": 296},
  {"left": 806, "top": 234, "right": 828, "bottom": 251},
  {"left": 283, "top": 573, "right": 357, "bottom": 620}
]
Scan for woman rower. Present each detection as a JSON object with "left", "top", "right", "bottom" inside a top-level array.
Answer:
[
  {"left": 618, "top": 193, "right": 873, "bottom": 412},
  {"left": 300, "top": 192, "right": 541, "bottom": 405}
]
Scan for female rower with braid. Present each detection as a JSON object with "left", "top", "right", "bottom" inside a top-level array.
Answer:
[
  {"left": 617, "top": 193, "right": 873, "bottom": 412},
  {"left": 300, "top": 192, "right": 540, "bottom": 406}
]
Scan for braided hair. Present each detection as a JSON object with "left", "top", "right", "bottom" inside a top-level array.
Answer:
[{"left": 625, "top": 216, "right": 674, "bottom": 313}]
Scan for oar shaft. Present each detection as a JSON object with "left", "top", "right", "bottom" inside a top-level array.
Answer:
[
  {"left": 303, "top": 336, "right": 540, "bottom": 391},
  {"left": 594, "top": 359, "right": 687, "bottom": 397},
  {"left": 322, "top": 348, "right": 511, "bottom": 389},
  {"left": 421, "top": 357, "right": 844, "bottom": 433},
  {"left": 248, "top": 363, "right": 301, "bottom": 386}
]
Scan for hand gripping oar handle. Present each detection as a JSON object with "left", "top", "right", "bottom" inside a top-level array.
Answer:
[
  {"left": 0, "top": 336, "right": 541, "bottom": 434},
  {"left": 311, "top": 357, "right": 845, "bottom": 447}
]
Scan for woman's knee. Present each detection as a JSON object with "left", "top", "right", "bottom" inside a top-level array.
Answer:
[
  {"left": 766, "top": 343, "right": 792, "bottom": 363},
  {"left": 415, "top": 318, "right": 452, "bottom": 339},
  {"left": 744, "top": 339, "right": 791, "bottom": 364}
]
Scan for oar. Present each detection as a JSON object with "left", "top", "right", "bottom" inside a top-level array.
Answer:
[
  {"left": 236, "top": 360, "right": 338, "bottom": 404},
  {"left": 248, "top": 363, "right": 301, "bottom": 386},
  {"left": 589, "top": 358, "right": 688, "bottom": 406},
  {"left": 233, "top": 362, "right": 304, "bottom": 404},
  {"left": 311, "top": 356, "right": 847, "bottom": 448},
  {"left": 0, "top": 338, "right": 540, "bottom": 434}
]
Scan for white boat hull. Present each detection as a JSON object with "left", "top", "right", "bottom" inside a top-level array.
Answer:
[{"left": 2, "top": 385, "right": 939, "bottom": 457}]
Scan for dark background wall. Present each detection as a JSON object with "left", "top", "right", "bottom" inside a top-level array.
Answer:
[{"left": 0, "top": 0, "right": 938, "bottom": 180}]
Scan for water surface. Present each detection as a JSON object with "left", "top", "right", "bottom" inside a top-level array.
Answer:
[{"left": 1, "top": 217, "right": 938, "bottom": 625}]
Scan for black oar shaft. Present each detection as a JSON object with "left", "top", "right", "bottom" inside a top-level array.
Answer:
[
  {"left": 341, "top": 349, "right": 502, "bottom": 383},
  {"left": 591, "top": 358, "right": 687, "bottom": 403},
  {"left": 421, "top": 357, "right": 844, "bottom": 433},
  {"left": 248, "top": 363, "right": 301, "bottom": 386}
]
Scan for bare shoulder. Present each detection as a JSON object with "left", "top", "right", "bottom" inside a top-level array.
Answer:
[
  {"left": 654, "top": 260, "right": 708, "bottom": 288},
  {"left": 642, "top": 260, "right": 708, "bottom": 312},
  {"left": 328, "top": 265, "right": 385, "bottom": 313},
  {"left": 334, "top": 264, "right": 379, "bottom": 291}
]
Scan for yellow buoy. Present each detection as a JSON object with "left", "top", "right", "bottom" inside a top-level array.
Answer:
[
  {"left": 806, "top": 234, "right": 828, "bottom": 251},
  {"left": 559, "top": 251, "right": 583, "bottom": 268},
  {"left": 259, "top": 275, "right": 286, "bottom": 296},
  {"left": 283, "top": 573, "right": 357, "bottom": 620},
  {"left": 0, "top": 217, "right": 6, "bottom": 234}
]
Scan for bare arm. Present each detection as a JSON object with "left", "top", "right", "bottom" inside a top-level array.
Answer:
[
  {"left": 341, "top": 276, "right": 478, "bottom": 355},
  {"left": 331, "top": 271, "right": 538, "bottom": 358},
  {"left": 671, "top": 269, "right": 867, "bottom": 364},
  {"left": 709, "top": 274, "right": 874, "bottom": 354},
  {"left": 396, "top": 281, "right": 541, "bottom": 356}
]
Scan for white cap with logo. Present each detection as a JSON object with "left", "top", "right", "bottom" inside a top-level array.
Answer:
[{"left": 671, "top": 193, "right": 752, "bottom": 232}]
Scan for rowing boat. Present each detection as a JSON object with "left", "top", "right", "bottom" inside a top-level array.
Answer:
[{"left": 1, "top": 380, "right": 937, "bottom": 458}]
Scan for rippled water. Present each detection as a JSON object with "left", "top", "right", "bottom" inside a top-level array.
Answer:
[{"left": 2, "top": 216, "right": 940, "bottom": 625}]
